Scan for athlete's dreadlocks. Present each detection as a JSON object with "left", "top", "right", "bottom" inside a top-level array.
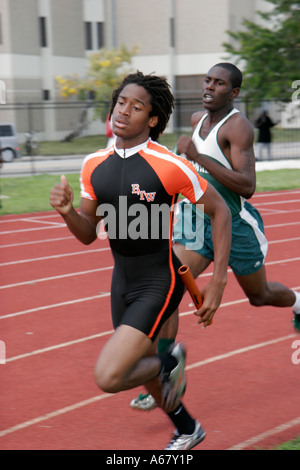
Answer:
[{"left": 110, "top": 71, "right": 174, "bottom": 142}]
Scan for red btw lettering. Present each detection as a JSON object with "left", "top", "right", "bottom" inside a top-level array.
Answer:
[{"left": 131, "top": 183, "right": 156, "bottom": 202}]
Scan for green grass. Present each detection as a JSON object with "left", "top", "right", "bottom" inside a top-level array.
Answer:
[
  {"left": 28, "top": 135, "right": 108, "bottom": 156},
  {"left": 18, "top": 128, "right": 300, "bottom": 158},
  {"left": 272, "top": 435, "right": 300, "bottom": 450},
  {"left": 20, "top": 133, "right": 182, "bottom": 156},
  {"left": 1, "top": 169, "right": 299, "bottom": 216},
  {"left": 0, "top": 174, "right": 81, "bottom": 215},
  {"left": 255, "top": 169, "right": 300, "bottom": 192},
  {"left": 271, "top": 128, "right": 300, "bottom": 143}
]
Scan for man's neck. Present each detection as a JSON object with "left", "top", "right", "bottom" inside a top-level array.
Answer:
[{"left": 205, "top": 105, "right": 234, "bottom": 126}]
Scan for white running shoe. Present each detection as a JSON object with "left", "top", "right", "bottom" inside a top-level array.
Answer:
[
  {"left": 130, "top": 393, "right": 157, "bottom": 411},
  {"left": 161, "top": 343, "right": 186, "bottom": 410},
  {"left": 164, "top": 421, "right": 206, "bottom": 450}
]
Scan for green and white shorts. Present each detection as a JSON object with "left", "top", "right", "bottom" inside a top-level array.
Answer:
[{"left": 173, "top": 199, "right": 268, "bottom": 277}]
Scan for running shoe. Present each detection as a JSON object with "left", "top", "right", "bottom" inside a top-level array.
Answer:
[
  {"left": 130, "top": 393, "right": 157, "bottom": 411},
  {"left": 293, "top": 312, "right": 300, "bottom": 332},
  {"left": 161, "top": 343, "right": 186, "bottom": 410},
  {"left": 164, "top": 421, "right": 206, "bottom": 450}
]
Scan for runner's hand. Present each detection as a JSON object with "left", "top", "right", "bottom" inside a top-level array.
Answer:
[{"left": 50, "top": 175, "right": 74, "bottom": 215}]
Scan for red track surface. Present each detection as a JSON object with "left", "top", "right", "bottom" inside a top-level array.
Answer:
[{"left": 1, "top": 189, "right": 300, "bottom": 451}]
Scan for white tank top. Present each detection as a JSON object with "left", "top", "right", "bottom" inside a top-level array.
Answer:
[{"left": 191, "top": 108, "right": 244, "bottom": 215}]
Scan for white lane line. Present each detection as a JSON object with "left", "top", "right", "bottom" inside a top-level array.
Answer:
[
  {"left": 265, "top": 221, "right": 300, "bottom": 228},
  {"left": 0, "top": 293, "right": 111, "bottom": 320},
  {"left": 0, "top": 247, "right": 110, "bottom": 267},
  {"left": 269, "top": 237, "right": 300, "bottom": 244},
  {"left": 228, "top": 417, "right": 300, "bottom": 450},
  {"left": 6, "top": 329, "right": 114, "bottom": 363},
  {"left": 0, "top": 333, "right": 296, "bottom": 439},
  {"left": 1, "top": 250, "right": 299, "bottom": 291},
  {"left": 252, "top": 190, "right": 300, "bottom": 198},
  {"left": 186, "top": 334, "right": 296, "bottom": 370},
  {"left": 5, "top": 291, "right": 299, "bottom": 360},
  {"left": 0, "top": 236, "right": 75, "bottom": 249},
  {"left": 0, "top": 266, "right": 113, "bottom": 290},
  {"left": 0, "top": 221, "right": 299, "bottom": 249},
  {"left": 0, "top": 225, "right": 67, "bottom": 235},
  {"left": 254, "top": 199, "right": 300, "bottom": 206},
  {"left": 0, "top": 393, "right": 114, "bottom": 438}
]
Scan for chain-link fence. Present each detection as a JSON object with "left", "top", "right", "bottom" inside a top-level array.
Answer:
[
  {"left": 174, "top": 97, "right": 300, "bottom": 160},
  {"left": 0, "top": 97, "right": 299, "bottom": 160}
]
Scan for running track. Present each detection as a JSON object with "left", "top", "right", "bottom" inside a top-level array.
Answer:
[{"left": 1, "top": 189, "right": 300, "bottom": 451}]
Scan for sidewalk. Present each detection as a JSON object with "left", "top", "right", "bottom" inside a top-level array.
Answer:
[
  {"left": 0, "top": 154, "right": 85, "bottom": 177},
  {"left": 1, "top": 154, "right": 300, "bottom": 178}
]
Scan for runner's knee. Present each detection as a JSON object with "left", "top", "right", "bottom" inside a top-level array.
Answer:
[
  {"left": 248, "top": 292, "right": 266, "bottom": 307},
  {"left": 94, "top": 363, "right": 123, "bottom": 393}
]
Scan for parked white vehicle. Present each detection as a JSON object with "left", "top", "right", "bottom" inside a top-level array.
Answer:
[{"left": 0, "top": 123, "right": 22, "bottom": 162}]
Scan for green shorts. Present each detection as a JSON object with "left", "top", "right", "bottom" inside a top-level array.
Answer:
[{"left": 173, "top": 199, "right": 268, "bottom": 276}]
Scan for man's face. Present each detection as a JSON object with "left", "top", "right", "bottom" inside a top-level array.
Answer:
[
  {"left": 112, "top": 83, "right": 158, "bottom": 147},
  {"left": 202, "top": 66, "right": 238, "bottom": 111}
]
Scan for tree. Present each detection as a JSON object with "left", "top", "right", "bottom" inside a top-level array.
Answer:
[
  {"left": 56, "top": 46, "right": 138, "bottom": 123},
  {"left": 223, "top": 0, "right": 300, "bottom": 104}
]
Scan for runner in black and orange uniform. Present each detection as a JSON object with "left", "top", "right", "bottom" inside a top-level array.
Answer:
[
  {"left": 80, "top": 138, "right": 210, "bottom": 340},
  {"left": 50, "top": 71, "right": 231, "bottom": 450}
]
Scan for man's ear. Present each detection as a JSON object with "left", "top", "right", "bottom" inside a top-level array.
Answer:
[
  {"left": 149, "top": 115, "right": 158, "bottom": 128},
  {"left": 232, "top": 87, "right": 240, "bottom": 100}
]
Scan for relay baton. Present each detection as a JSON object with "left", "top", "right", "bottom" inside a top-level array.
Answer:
[{"left": 178, "top": 265, "right": 213, "bottom": 326}]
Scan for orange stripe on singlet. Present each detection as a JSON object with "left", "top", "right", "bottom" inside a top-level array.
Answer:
[
  {"left": 80, "top": 147, "right": 114, "bottom": 200},
  {"left": 140, "top": 141, "right": 207, "bottom": 204},
  {"left": 148, "top": 194, "right": 177, "bottom": 340}
]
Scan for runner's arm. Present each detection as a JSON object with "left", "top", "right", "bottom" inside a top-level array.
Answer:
[
  {"left": 194, "top": 183, "right": 232, "bottom": 326},
  {"left": 50, "top": 175, "right": 101, "bottom": 245}
]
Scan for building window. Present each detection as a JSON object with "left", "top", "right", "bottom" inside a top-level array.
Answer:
[
  {"left": 85, "top": 22, "right": 92, "bottom": 50},
  {"left": 97, "top": 22, "right": 104, "bottom": 48},
  {"left": 169, "top": 18, "right": 175, "bottom": 48},
  {"left": 0, "top": 14, "right": 2, "bottom": 45},
  {"left": 39, "top": 17, "right": 47, "bottom": 47},
  {"left": 43, "top": 89, "right": 50, "bottom": 101}
]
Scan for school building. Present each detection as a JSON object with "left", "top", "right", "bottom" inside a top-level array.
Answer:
[{"left": 0, "top": 0, "right": 289, "bottom": 141}]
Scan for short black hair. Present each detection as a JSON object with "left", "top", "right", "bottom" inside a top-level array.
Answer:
[
  {"left": 213, "top": 63, "right": 243, "bottom": 89},
  {"left": 110, "top": 71, "right": 174, "bottom": 141}
]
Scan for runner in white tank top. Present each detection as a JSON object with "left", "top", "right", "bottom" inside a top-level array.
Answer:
[
  {"left": 174, "top": 63, "right": 300, "bottom": 330},
  {"left": 191, "top": 108, "right": 243, "bottom": 216},
  {"left": 130, "top": 62, "right": 300, "bottom": 416}
]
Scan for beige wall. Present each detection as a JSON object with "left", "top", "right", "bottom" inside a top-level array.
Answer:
[
  {"left": 175, "top": 0, "right": 228, "bottom": 54},
  {"left": 0, "top": 0, "right": 276, "bottom": 138},
  {"left": 6, "top": 0, "right": 39, "bottom": 54},
  {"left": 51, "top": 0, "right": 85, "bottom": 57},
  {"left": 116, "top": 0, "right": 169, "bottom": 55}
]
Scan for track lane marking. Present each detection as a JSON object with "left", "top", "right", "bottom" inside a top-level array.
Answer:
[
  {"left": 0, "top": 266, "right": 114, "bottom": 290},
  {"left": 228, "top": 417, "right": 300, "bottom": 450},
  {"left": 1, "top": 249, "right": 300, "bottom": 289},
  {"left": 0, "top": 333, "right": 297, "bottom": 439},
  {"left": 0, "top": 247, "right": 110, "bottom": 267},
  {"left": 1, "top": 191, "right": 299, "bottom": 444},
  {"left": 4, "top": 288, "right": 299, "bottom": 359},
  {"left": 0, "top": 293, "right": 111, "bottom": 320},
  {"left": 1, "top": 222, "right": 299, "bottom": 249}
]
